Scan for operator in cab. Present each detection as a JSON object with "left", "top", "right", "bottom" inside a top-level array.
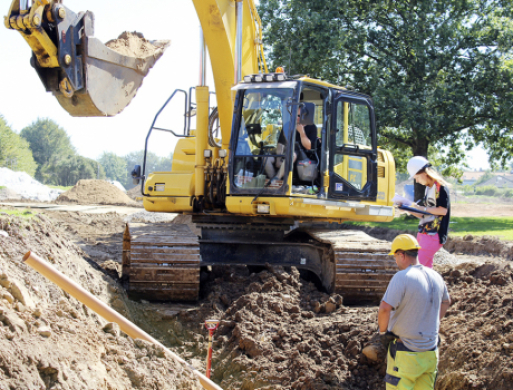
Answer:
[{"left": 294, "top": 103, "right": 318, "bottom": 163}]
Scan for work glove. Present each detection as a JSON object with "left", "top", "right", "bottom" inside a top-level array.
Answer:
[
  {"left": 362, "top": 331, "right": 397, "bottom": 362},
  {"left": 381, "top": 331, "right": 398, "bottom": 350}
]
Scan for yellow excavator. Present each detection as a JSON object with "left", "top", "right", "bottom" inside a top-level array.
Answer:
[{"left": 6, "top": 0, "right": 397, "bottom": 302}]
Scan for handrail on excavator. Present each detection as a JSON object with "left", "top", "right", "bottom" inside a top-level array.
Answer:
[{"left": 136, "top": 89, "right": 193, "bottom": 196}]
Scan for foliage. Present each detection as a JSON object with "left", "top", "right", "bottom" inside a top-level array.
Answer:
[
  {"left": 461, "top": 185, "right": 475, "bottom": 195},
  {"left": 258, "top": 0, "right": 513, "bottom": 167},
  {"left": 124, "top": 151, "right": 173, "bottom": 189},
  {"left": 0, "top": 115, "right": 37, "bottom": 177},
  {"left": 473, "top": 170, "right": 494, "bottom": 186},
  {"left": 475, "top": 185, "right": 500, "bottom": 196},
  {"left": 504, "top": 189, "right": 513, "bottom": 198},
  {"left": 98, "top": 152, "right": 128, "bottom": 186},
  {"left": 20, "top": 118, "right": 75, "bottom": 181},
  {"left": 47, "top": 185, "right": 73, "bottom": 191},
  {"left": 0, "top": 208, "right": 36, "bottom": 219},
  {"left": 40, "top": 154, "right": 105, "bottom": 186},
  {"left": 348, "top": 215, "right": 513, "bottom": 240}
]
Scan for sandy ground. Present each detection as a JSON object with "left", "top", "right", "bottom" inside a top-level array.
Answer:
[{"left": 451, "top": 202, "right": 513, "bottom": 217}]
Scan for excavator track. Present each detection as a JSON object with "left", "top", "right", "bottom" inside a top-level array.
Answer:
[
  {"left": 122, "top": 223, "right": 200, "bottom": 301},
  {"left": 122, "top": 219, "right": 394, "bottom": 303},
  {"left": 306, "top": 229, "right": 396, "bottom": 301}
]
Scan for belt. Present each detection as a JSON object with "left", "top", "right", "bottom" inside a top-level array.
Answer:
[{"left": 391, "top": 340, "right": 436, "bottom": 359}]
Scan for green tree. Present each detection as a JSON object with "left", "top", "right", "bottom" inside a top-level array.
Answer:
[
  {"left": 41, "top": 155, "right": 105, "bottom": 186},
  {"left": 0, "top": 115, "right": 37, "bottom": 177},
  {"left": 99, "top": 152, "right": 128, "bottom": 187},
  {"left": 124, "top": 151, "right": 173, "bottom": 189},
  {"left": 259, "top": 0, "right": 513, "bottom": 169},
  {"left": 20, "top": 118, "right": 75, "bottom": 180}
]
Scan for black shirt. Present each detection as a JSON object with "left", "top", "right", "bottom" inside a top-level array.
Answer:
[{"left": 295, "top": 124, "right": 318, "bottom": 153}]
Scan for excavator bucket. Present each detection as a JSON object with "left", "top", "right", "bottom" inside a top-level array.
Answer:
[{"left": 5, "top": 0, "right": 169, "bottom": 117}]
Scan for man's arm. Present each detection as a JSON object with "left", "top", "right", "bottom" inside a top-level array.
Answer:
[
  {"left": 440, "top": 298, "right": 451, "bottom": 319},
  {"left": 378, "top": 300, "right": 394, "bottom": 332},
  {"left": 296, "top": 124, "right": 312, "bottom": 150}
]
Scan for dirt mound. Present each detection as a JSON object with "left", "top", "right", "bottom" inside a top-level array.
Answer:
[
  {"left": 139, "top": 264, "right": 385, "bottom": 390},
  {"left": 56, "top": 180, "right": 138, "bottom": 206},
  {"left": 127, "top": 184, "right": 141, "bottom": 200},
  {"left": 435, "top": 262, "right": 513, "bottom": 389},
  {"left": 446, "top": 234, "right": 513, "bottom": 258},
  {"left": 0, "top": 214, "right": 202, "bottom": 389},
  {"left": 0, "top": 186, "right": 20, "bottom": 200}
]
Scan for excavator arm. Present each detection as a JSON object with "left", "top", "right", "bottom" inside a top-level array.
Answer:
[{"left": 192, "top": 0, "right": 267, "bottom": 146}]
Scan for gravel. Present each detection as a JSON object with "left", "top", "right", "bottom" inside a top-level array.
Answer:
[
  {"left": 0, "top": 167, "right": 62, "bottom": 202},
  {"left": 123, "top": 210, "right": 178, "bottom": 223}
]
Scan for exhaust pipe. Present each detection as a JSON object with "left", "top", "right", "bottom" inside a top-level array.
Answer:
[{"left": 22, "top": 251, "right": 223, "bottom": 390}]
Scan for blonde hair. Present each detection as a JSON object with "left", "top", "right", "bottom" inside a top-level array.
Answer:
[{"left": 425, "top": 167, "right": 450, "bottom": 187}]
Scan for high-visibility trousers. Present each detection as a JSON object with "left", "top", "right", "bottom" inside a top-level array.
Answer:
[{"left": 385, "top": 340, "right": 438, "bottom": 390}]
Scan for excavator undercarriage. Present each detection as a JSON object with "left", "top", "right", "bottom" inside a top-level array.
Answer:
[{"left": 122, "top": 217, "right": 396, "bottom": 303}]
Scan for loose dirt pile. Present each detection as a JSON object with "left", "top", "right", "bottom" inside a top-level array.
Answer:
[
  {"left": 0, "top": 167, "right": 62, "bottom": 202},
  {"left": 56, "top": 180, "right": 138, "bottom": 206},
  {"left": 436, "top": 262, "right": 513, "bottom": 389},
  {"left": 349, "top": 224, "right": 513, "bottom": 262},
  {"left": 2, "top": 207, "right": 513, "bottom": 390},
  {"left": 201, "top": 265, "right": 382, "bottom": 389},
  {"left": 0, "top": 213, "right": 202, "bottom": 389},
  {"left": 127, "top": 185, "right": 142, "bottom": 200},
  {"left": 0, "top": 187, "right": 20, "bottom": 201},
  {"left": 106, "top": 32, "right": 169, "bottom": 60}
]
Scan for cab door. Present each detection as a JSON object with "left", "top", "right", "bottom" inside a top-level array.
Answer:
[{"left": 328, "top": 92, "right": 378, "bottom": 200}]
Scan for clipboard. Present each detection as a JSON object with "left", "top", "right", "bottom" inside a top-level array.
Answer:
[{"left": 398, "top": 205, "right": 434, "bottom": 216}]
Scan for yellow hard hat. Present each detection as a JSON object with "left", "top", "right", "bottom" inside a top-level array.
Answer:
[{"left": 389, "top": 234, "right": 421, "bottom": 255}]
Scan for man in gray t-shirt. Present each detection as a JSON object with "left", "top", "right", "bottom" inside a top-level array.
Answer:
[{"left": 378, "top": 234, "right": 450, "bottom": 389}]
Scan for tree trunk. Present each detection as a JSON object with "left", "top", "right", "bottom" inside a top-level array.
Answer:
[{"left": 413, "top": 139, "right": 429, "bottom": 203}]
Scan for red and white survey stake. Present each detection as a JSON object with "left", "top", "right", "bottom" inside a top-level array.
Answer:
[{"left": 204, "top": 319, "right": 220, "bottom": 379}]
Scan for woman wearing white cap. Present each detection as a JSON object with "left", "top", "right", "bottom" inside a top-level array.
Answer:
[{"left": 402, "top": 156, "right": 451, "bottom": 268}]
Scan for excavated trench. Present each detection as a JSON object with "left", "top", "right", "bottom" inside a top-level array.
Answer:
[{"left": 1, "top": 208, "right": 512, "bottom": 389}]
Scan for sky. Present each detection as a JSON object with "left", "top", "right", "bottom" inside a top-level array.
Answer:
[{"left": 0, "top": 0, "right": 490, "bottom": 170}]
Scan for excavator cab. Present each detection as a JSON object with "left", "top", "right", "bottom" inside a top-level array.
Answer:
[
  {"left": 231, "top": 85, "right": 295, "bottom": 191},
  {"left": 229, "top": 77, "right": 385, "bottom": 204},
  {"left": 4, "top": 0, "right": 169, "bottom": 116}
]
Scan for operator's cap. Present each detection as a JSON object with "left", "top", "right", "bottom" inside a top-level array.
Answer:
[{"left": 389, "top": 234, "right": 421, "bottom": 255}]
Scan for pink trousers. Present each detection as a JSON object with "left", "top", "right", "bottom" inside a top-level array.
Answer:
[{"left": 417, "top": 233, "right": 443, "bottom": 268}]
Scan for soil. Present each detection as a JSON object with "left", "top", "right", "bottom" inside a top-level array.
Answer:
[
  {"left": 105, "top": 32, "right": 169, "bottom": 60},
  {"left": 451, "top": 202, "right": 513, "bottom": 217},
  {"left": 0, "top": 213, "right": 201, "bottom": 389},
  {"left": 126, "top": 185, "right": 141, "bottom": 200},
  {"left": 0, "top": 187, "right": 19, "bottom": 201},
  {"left": 56, "top": 180, "right": 139, "bottom": 207},
  {"left": 1, "top": 201, "right": 513, "bottom": 389}
]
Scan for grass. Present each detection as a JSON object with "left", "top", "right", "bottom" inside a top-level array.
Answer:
[
  {"left": 0, "top": 208, "right": 37, "bottom": 219},
  {"left": 0, "top": 186, "right": 5, "bottom": 190},
  {"left": 347, "top": 215, "right": 513, "bottom": 241}
]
